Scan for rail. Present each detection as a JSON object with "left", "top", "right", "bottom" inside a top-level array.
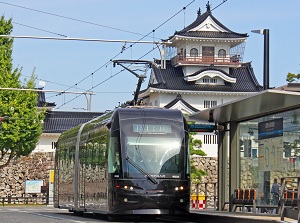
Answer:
[{"left": 171, "top": 54, "right": 241, "bottom": 67}]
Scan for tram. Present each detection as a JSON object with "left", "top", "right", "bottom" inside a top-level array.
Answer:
[{"left": 54, "top": 107, "right": 190, "bottom": 217}]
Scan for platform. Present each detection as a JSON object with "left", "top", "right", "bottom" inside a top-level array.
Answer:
[{"left": 190, "top": 209, "right": 297, "bottom": 223}]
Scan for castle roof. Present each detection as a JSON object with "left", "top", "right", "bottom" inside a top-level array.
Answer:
[
  {"left": 43, "top": 110, "right": 103, "bottom": 133},
  {"left": 140, "top": 60, "right": 263, "bottom": 95},
  {"left": 168, "top": 4, "right": 248, "bottom": 41}
]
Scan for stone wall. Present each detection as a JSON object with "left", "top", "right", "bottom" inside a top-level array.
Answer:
[
  {"left": 191, "top": 156, "right": 218, "bottom": 208},
  {"left": 0, "top": 153, "right": 218, "bottom": 208},
  {"left": 0, "top": 152, "right": 55, "bottom": 197}
]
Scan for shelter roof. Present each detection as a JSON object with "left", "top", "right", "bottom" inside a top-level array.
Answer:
[{"left": 188, "top": 88, "right": 300, "bottom": 124}]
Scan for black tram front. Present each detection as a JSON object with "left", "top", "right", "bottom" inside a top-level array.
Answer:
[{"left": 107, "top": 108, "right": 190, "bottom": 215}]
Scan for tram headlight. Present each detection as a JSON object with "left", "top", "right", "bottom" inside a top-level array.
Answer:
[
  {"left": 124, "top": 185, "right": 133, "bottom": 190},
  {"left": 115, "top": 184, "right": 142, "bottom": 191},
  {"left": 175, "top": 186, "right": 185, "bottom": 191}
]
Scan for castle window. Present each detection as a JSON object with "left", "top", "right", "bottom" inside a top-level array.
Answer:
[
  {"left": 203, "top": 135, "right": 218, "bottom": 144},
  {"left": 210, "top": 78, "right": 217, "bottom": 83},
  {"left": 203, "top": 78, "right": 210, "bottom": 83},
  {"left": 204, "top": 100, "right": 217, "bottom": 108},
  {"left": 202, "top": 46, "right": 214, "bottom": 57},
  {"left": 202, "top": 46, "right": 214, "bottom": 63},
  {"left": 218, "top": 49, "right": 226, "bottom": 57},
  {"left": 202, "top": 78, "right": 217, "bottom": 84},
  {"left": 190, "top": 48, "right": 198, "bottom": 57},
  {"left": 211, "top": 101, "right": 217, "bottom": 107}
]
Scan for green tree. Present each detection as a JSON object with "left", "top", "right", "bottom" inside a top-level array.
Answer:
[
  {"left": 187, "top": 120, "right": 208, "bottom": 185},
  {"left": 189, "top": 130, "right": 207, "bottom": 184},
  {"left": 0, "top": 15, "right": 45, "bottom": 168},
  {"left": 286, "top": 72, "right": 300, "bottom": 83}
]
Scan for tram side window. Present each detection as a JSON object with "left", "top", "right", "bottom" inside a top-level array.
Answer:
[
  {"left": 108, "top": 130, "right": 121, "bottom": 174},
  {"left": 185, "top": 131, "right": 190, "bottom": 175}
]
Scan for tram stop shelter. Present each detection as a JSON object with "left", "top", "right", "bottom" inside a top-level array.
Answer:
[{"left": 188, "top": 83, "right": 300, "bottom": 221}]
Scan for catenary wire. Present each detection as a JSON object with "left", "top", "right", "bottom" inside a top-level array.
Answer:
[
  {"left": 0, "top": 1, "right": 152, "bottom": 39},
  {"left": 12, "top": 21, "right": 67, "bottom": 37},
  {"left": 55, "top": 1, "right": 196, "bottom": 109},
  {"left": 25, "top": 0, "right": 228, "bottom": 101},
  {"left": 40, "top": 1, "right": 196, "bottom": 99},
  {"left": 4, "top": 0, "right": 229, "bottom": 110},
  {"left": 3, "top": 1, "right": 194, "bottom": 104}
]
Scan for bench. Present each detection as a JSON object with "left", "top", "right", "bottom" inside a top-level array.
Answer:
[{"left": 231, "top": 189, "right": 257, "bottom": 213}]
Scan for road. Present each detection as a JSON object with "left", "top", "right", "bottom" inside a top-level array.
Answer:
[
  {"left": 0, "top": 205, "right": 198, "bottom": 223},
  {"left": 0, "top": 205, "right": 290, "bottom": 222},
  {"left": 0, "top": 206, "right": 107, "bottom": 223}
]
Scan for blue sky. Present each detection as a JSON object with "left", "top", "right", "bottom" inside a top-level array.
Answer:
[{"left": 0, "top": 0, "right": 299, "bottom": 112}]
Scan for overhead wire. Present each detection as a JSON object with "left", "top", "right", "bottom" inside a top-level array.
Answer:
[
  {"left": 55, "top": 69, "right": 125, "bottom": 109},
  {"left": 0, "top": 1, "right": 153, "bottom": 39},
  {"left": 1, "top": 0, "right": 198, "bottom": 110},
  {"left": 55, "top": 41, "right": 160, "bottom": 110},
  {"left": 19, "top": 0, "right": 226, "bottom": 99},
  {"left": 2, "top": 2, "right": 159, "bottom": 100},
  {"left": 55, "top": 0, "right": 196, "bottom": 109},
  {"left": 12, "top": 21, "right": 67, "bottom": 37},
  {"left": 211, "top": 0, "right": 228, "bottom": 11}
]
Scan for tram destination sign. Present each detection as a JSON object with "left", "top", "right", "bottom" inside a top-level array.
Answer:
[
  {"left": 189, "top": 124, "right": 215, "bottom": 132},
  {"left": 133, "top": 124, "right": 172, "bottom": 134}
]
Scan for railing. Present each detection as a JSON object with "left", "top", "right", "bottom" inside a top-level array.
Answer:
[
  {"left": 278, "top": 177, "right": 299, "bottom": 221},
  {"left": 171, "top": 54, "right": 242, "bottom": 66},
  {"left": 1, "top": 194, "right": 49, "bottom": 206}
]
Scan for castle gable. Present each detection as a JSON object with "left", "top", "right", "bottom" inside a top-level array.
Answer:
[
  {"left": 189, "top": 16, "right": 228, "bottom": 32},
  {"left": 184, "top": 69, "right": 236, "bottom": 85}
]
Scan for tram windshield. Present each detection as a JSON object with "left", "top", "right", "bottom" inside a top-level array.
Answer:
[{"left": 122, "top": 120, "right": 187, "bottom": 179}]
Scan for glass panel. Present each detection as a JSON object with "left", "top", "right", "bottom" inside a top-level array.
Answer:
[
  {"left": 121, "top": 119, "right": 187, "bottom": 179},
  {"left": 108, "top": 130, "right": 121, "bottom": 174},
  {"left": 239, "top": 109, "right": 300, "bottom": 206},
  {"left": 125, "top": 137, "right": 182, "bottom": 176}
]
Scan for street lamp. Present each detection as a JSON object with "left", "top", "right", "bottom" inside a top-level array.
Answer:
[{"left": 251, "top": 29, "right": 270, "bottom": 90}]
